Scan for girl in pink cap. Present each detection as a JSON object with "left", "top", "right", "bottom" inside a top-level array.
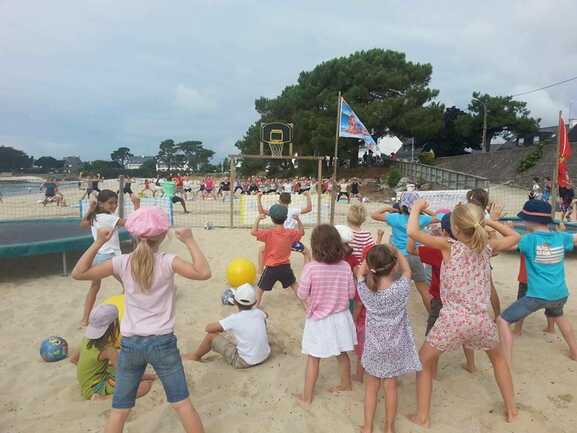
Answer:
[{"left": 72, "top": 207, "right": 211, "bottom": 433}]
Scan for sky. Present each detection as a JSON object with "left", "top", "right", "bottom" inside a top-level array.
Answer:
[{"left": 1, "top": 0, "right": 576, "bottom": 162}]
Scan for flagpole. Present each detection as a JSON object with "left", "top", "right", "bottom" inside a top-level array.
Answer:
[
  {"left": 551, "top": 110, "right": 562, "bottom": 221},
  {"left": 330, "top": 91, "right": 342, "bottom": 225}
]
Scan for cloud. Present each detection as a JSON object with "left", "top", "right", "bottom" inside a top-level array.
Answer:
[{"left": 174, "top": 85, "right": 217, "bottom": 113}]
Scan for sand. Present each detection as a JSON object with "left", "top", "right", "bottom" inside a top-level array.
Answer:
[{"left": 1, "top": 218, "right": 577, "bottom": 433}]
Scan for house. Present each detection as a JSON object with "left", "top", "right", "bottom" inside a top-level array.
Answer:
[
  {"left": 126, "top": 155, "right": 154, "bottom": 170},
  {"left": 63, "top": 156, "right": 82, "bottom": 174}
]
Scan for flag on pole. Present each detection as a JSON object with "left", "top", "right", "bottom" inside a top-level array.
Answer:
[
  {"left": 339, "top": 97, "right": 377, "bottom": 150},
  {"left": 558, "top": 114, "right": 572, "bottom": 188}
]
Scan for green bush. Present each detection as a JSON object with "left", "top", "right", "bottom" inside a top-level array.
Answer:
[
  {"left": 517, "top": 144, "right": 543, "bottom": 173},
  {"left": 387, "top": 168, "right": 402, "bottom": 188},
  {"left": 418, "top": 150, "right": 435, "bottom": 165}
]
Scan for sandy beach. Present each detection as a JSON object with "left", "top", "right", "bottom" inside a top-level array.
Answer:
[{"left": 1, "top": 217, "right": 577, "bottom": 433}]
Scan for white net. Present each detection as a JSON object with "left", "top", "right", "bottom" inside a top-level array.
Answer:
[{"left": 268, "top": 142, "right": 285, "bottom": 157}]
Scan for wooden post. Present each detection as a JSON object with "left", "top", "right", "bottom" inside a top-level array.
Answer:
[
  {"left": 118, "top": 175, "right": 125, "bottom": 219},
  {"left": 551, "top": 111, "right": 562, "bottom": 221},
  {"left": 317, "top": 158, "right": 322, "bottom": 225},
  {"left": 330, "top": 91, "right": 342, "bottom": 225},
  {"left": 229, "top": 157, "right": 236, "bottom": 228}
]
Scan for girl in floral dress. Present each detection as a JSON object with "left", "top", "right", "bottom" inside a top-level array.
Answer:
[
  {"left": 357, "top": 244, "right": 421, "bottom": 433},
  {"left": 407, "top": 199, "right": 520, "bottom": 428}
]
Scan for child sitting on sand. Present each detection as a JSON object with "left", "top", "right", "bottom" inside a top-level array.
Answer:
[
  {"left": 70, "top": 304, "right": 154, "bottom": 401},
  {"left": 72, "top": 207, "right": 211, "bottom": 433},
  {"left": 295, "top": 224, "right": 357, "bottom": 408},
  {"left": 79, "top": 190, "right": 140, "bottom": 326},
  {"left": 357, "top": 244, "right": 421, "bottom": 433},
  {"left": 251, "top": 204, "right": 304, "bottom": 306},
  {"left": 183, "top": 283, "right": 271, "bottom": 368},
  {"left": 407, "top": 199, "right": 519, "bottom": 427},
  {"left": 256, "top": 191, "right": 312, "bottom": 273},
  {"left": 498, "top": 200, "right": 577, "bottom": 366}
]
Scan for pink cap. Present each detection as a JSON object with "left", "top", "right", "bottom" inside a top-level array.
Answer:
[{"left": 125, "top": 207, "right": 170, "bottom": 238}]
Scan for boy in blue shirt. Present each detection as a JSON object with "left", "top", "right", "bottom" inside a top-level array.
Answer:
[{"left": 498, "top": 200, "right": 577, "bottom": 368}]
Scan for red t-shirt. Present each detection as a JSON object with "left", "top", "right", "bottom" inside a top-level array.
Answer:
[
  {"left": 417, "top": 246, "right": 443, "bottom": 299},
  {"left": 255, "top": 227, "right": 303, "bottom": 267},
  {"left": 518, "top": 254, "right": 527, "bottom": 284}
]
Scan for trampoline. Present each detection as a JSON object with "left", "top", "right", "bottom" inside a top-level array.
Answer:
[{"left": 0, "top": 218, "right": 131, "bottom": 273}]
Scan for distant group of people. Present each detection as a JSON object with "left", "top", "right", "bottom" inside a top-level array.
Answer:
[{"left": 530, "top": 176, "right": 576, "bottom": 221}]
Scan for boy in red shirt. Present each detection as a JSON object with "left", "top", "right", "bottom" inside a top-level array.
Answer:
[{"left": 251, "top": 204, "right": 304, "bottom": 306}]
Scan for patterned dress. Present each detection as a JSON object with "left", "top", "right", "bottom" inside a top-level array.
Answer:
[
  {"left": 427, "top": 239, "right": 499, "bottom": 352},
  {"left": 357, "top": 278, "right": 421, "bottom": 378}
]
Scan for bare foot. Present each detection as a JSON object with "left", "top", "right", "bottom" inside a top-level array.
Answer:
[
  {"left": 511, "top": 327, "right": 522, "bottom": 337},
  {"left": 462, "top": 363, "right": 477, "bottom": 374},
  {"left": 79, "top": 320, "right": 88, "bottom": 328},
  {"left": 293, "top": 393, "right": 311, "bottom": 410},
  {"left": 407, "top": 414, "right": 430, "bottom": 429},
  {"left": 329, "top": 384, "right": 352, "bottom": 393},
  {"left": 543, "top": 327, "right": 555, "bottom": 334},
  {"left": 505, "top": 407, "right": 519, "bottom": 423},
  {"left": 359, "top": 425, "right": 372, "bottom": 433},
  {"left": 569, "top": 352, "right": 577, "bottom": 361},
  {"left": 182, "top": 353, "right": 201, "bottom": 362}
]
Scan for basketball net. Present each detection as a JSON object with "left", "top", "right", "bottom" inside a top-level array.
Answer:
[{"left": 268, "top": 142, "right": 284, "bottom": 157}]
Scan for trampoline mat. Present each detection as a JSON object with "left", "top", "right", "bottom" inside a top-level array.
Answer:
[{"left": 0, "top": 218, "right": 131, "bottom": 257}]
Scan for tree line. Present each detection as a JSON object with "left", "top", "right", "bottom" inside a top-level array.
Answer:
[{"left": 235, "top": 48, "right": 540, "bottom": 174}]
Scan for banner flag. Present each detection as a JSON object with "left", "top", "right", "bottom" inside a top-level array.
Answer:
[{"left": 339, "top": 97, "right": 377, "bottom": 150}]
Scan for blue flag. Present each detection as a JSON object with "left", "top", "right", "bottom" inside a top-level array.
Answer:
[{"left": 339, "top": 97, "right": 376, "bottom": 150}]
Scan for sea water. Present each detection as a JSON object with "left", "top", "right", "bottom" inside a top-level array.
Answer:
[{"left": 0, "top": 181, "right": 78, "bottom": 197}]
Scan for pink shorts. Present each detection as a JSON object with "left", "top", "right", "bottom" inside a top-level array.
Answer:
[{"left": 426, "top": 307, "right": 498, "bottom": 352}]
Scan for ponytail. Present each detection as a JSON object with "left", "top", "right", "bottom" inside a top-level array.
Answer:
[
  {"left": 451, "top": 203, "right": 488, "bottom": 253},
  {"left": 130, "top": 239, "right": 155, "bottom": 292},
  {"left": 365, "top": 245, "right": 398, "bottom": 292}
]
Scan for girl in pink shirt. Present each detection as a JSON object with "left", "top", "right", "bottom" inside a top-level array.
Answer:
[
  {"left": 72, "top": 207, "right": 211, "bottom": 433},
  {"left": 295, "top": 224, "right": 357, "bottom": 409}
]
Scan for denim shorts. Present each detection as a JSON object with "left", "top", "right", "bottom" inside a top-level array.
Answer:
[
  {"left": 501, "top": 296, "right": 567, "bottom": 323},
  {"left": 93, "top": 252, "right": 115, "bottom": 265},
  {"left": 112, "top": 333, "right": 189, "bottom": 409},
  {"left": 407, "top": 254, "right": 426, "bottom": 283}
]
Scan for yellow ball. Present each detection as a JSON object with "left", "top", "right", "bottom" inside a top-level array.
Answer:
[
  {"left": 226, "top": 257, "right": 257, "bottom": 288},
  {"left": 103, "top": 294, "right": 125, "bottom": 320}
]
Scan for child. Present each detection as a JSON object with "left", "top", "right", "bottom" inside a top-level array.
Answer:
[
  {"left": 512, "top": 253, "right": 555, "bottom": 335},
  {"left": 347, "top": 203, "right": 376, "bottom": 262},
  {"left": 71, "top": 207, "right": 211, "bottom": 433},
  {"left": 79, "top": 190, "right": 139, "bottom": 326},
  {"left": 184, "top": 283, "right": 271, "bottom": 368},
  {"left": 251, "top": 205, "right": 304, "bottom": 306},
  {"left": 371, "top": 192, "right": 435, "bottom": 312},
  {"left": 407, "top": 199, "right": 519, "bottom": 427},
  {"left": 256, "top": 191, "right": 312, "bottom": 272},
  {"left": 498, "top": 200, "right": 577, "bottom": 366},
  {"left": 295, "top": 224, "right": 357, "bottom": 408},
  {"left": 357, "top": 245, "right": 421, "bottom": 433},
  {"left": 408, "top": 213, "right": 477, "bottom": 374},
  {"left": 71, "top": 304, "right": 154, "bottom": 401}
]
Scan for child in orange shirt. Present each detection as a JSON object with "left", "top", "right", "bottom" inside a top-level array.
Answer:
[{"left": 251, "top": 204, "right": 304, "bottom": 306}]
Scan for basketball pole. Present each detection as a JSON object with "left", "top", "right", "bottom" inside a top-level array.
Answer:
[{"left": 330, "top": 91, "right": 342, "bottom": 224}]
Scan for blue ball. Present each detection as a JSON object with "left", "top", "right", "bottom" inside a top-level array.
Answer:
[{"left": 40, "top": 336, "right": 68, "bottom": 362}]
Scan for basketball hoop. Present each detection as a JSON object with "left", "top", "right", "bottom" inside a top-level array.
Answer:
[{"left": 268, "top": 141, "right": 285, "bottom": 157}]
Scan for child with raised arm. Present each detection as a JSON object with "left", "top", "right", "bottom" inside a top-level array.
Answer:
[
  {"left": 407, "top": 199, "right": 519, "bottom": 428},
  {"left": 251, "top": 205, "right": 304, "bottom": 306},
  {"left": 371, "top": 192, "right": 436, "bottom": 312},
  {"left": 72, "top": 207, "right": 211, "bottom": 433},
  {"left": 498, "top": 200, "right": 577, "bottom": 365},
  {"left": 79, "top": 190, "right": 140, "bottom": 326},
  {"left": 347, "top": 203, "right": 376, "bottom": 263},
  {"left": 357, "top": 244, "right": 421, "bottom": 433},
  {"left": 184, "top": 283, "right": 271, "bottom": 369},
  {"left": 256, "top": 191, "right": 312, "bottom": 273},
  {"left": 295, "top": 225, "right": 357, "bottom": 408}
]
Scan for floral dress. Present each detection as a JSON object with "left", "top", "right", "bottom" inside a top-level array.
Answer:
[
  {"left": 427, "top": 239, "right": 499, "bottom": 352},
  {"left": 357, "top": 278, "right": 421, "bottom": 378}
]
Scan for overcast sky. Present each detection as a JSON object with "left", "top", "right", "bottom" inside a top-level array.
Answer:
[{"left": 1, "top": 0, "right": 576, "bottom": 162}]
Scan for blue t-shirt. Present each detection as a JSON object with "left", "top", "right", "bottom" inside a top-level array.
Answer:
[
  {"left": 519, "top": 231, "right": 575, "bottom": 300},
  {"left": 385, "top": 213, "right": 433, "bottom": 256}
]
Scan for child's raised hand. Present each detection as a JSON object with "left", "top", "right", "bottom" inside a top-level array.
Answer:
[
  {"left": 175, "top": 228, "right": 194, "bottom": 243},
  {"left": 130, "top": 195, "right": 141, "bottom": 208},
  {"left": 257, "top": 213, "right": 267, "bottom": 221},
  {"left": 488, "top": 202, "right": 504, "bottom": 221},
  {"left": 413, "top": 198, "right": 429, "bottom": 211},
  {"left": 96, "top": 228, "right": 113, "bottom": 244}
]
